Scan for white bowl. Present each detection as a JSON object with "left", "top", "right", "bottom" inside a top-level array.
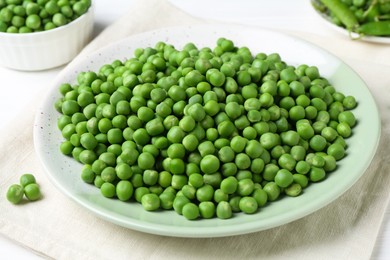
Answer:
[{"left": 0, "top": 3, "right": 94, "bottom": 71}]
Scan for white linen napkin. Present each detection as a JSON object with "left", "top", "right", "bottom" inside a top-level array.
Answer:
[{"left": 1, "top": 0, "right": 390, "bottom": 259}]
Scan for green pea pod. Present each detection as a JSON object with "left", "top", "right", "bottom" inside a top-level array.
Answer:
[
  {"left": 357, "top": 21, "right": 390, "bottom": 36},
  {"left": 320, "top": 0, "right": 359, "bottom": 30},
  {"left": 364, "top": 2, "right": 380, "bottom": 22}
]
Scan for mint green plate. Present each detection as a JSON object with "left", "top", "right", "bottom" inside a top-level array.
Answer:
[{"left": 34, "top": 25, "right": 380, "bottom": 237}]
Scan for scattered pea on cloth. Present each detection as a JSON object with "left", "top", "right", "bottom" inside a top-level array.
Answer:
[
  {"left": 6, "top": 173, "right": 41, "bottom": 204},
  {"left": 54, "top": 38, "right": 358, "bottom": 220}
]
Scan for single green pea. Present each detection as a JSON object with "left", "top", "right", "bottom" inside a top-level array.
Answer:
[
  {"left": 199, "top": 201, "right": 216, "bottom": 219},
  {"left": 252, "top": 188, "right": 268, "bottom": 207},
  {"left": 182, "top": 134, "right": 199, "bottom": 152},
  {"left": 237, "top": 178, "right": 254, "bottom": 196},
  {"left": 196, "top": 184, "right": 214, "bottom": 202},
  {"left": 159, "top": 191, "right": 175, "bottom": 210},
  {"left": 81, "top": 165, "right": 95, "bottom": 183},
  {"left": 239, "top": 196, "right": 258, "bottom": 214},
  {"left": 278, "top": 154, "right": 296, "bottom": 172},
  {"left": 274, "top": 169, "right": 294, "bottom": 188},
  {"left": 188, "top": 173, "right": 204, "bottom": 188},
  {"left": 263, "top": 182, "right": 280, "bottom": 201},
  {"left": 235, "top": 153, "right": 251, "bottom": 170},
  {"left": 116, "top": 180, "right": 133, "bottom": 201},
  {"left": 309, "top": 135, "right": 327, "bottom": 152},
  {"left": 182, "top": 203, "right": 200, "bottom": 220},
  {"left": 25, "top": 14, "right": 41, "bottom": 29},
  {"left": 141, "top": 193, "right": 160, "bottom": 211},
  {"left": 343, "top": 96, "right": 357, "bottom": 110},
  {"left": 216, "top": 201, "right": 232, "bottom": 219},
  {"left": 138, "top": 152, "right": 155, "bottom": 170},
  {"left": 284, "top": 183, "right": 302, "bottom": 197},
  {"left": 337, "top": 122, "right": 352, "bottom": 138},
  {"left": 218, "top": 146, "right": 235, "bottom": 163},
  {"left": 6, "top": 184, "right": 24, "bottom": 204},
  {"left": 20, "top": 173, "right": 36, "bottom": 187},
  {"left": 310, "top": 167, "right": 326, "bottom": 182},
  {"left": 260, "top": 132, "right": 280, "bottom": 150},
  {"left": 220, "top": 176, "right": 238, "bottom": 194},
  {"left": 200, "top": 154, "right": 220, "bottom": 174},
  {"left": 24, "top": 183, "right": 41, "bottom": 201},
  {"left": 327, "top": 143, "right": 345, "bottom": 161}
]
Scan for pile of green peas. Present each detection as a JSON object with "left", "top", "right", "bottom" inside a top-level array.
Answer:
[
  {"left": 0, "top": 0, "right": 91, "bottom": 33},
  {"left": 54, "top": 38, "right": 357, "bottom": 220}
]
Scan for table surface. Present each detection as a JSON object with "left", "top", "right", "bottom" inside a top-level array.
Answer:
[{"left": 0, "top": 1, "right": 388, "bottom": 259}]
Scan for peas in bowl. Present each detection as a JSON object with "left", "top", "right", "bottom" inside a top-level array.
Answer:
[{"left": 0, "top": 0, "right": 94, "bottom": 71}]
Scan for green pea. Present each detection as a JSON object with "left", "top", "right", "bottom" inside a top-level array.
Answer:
[
  {"left": 278, "top": 154, "right": 296, "bottom": 171},
  {"left": 237, "top": 178, "right": 254, "bottom": 196},
  {"left": 260, "top": 132, "right": 280, "bottom": 150},
  {"left": 310, "top": 167, "right": 326, "bottom": 182},
  {"left": 196, "top": 184, "right": 214, "bottom": 202},
  {"left": 182, "top": 203, "right": 199, "bottom": 220},
  {"left": 235, "top": 153, "right": 251, "bottom": 170},
  {"left": 284, "top": 183, "right": 302, "bottom": 197},
  {"left": 216, "top": 201, "right": 232, "bottom": 219},
  {"left": 199, "top": 201, "right": 216, "bottom": 219},
  {"left": 337, "top": 122, "right": 352, "bottom": 138},
  {"left": 263, "top": 182, "right": 280, "bottom": 201},
  {"left": 290, "top": 146, "right": 306, "bottom": 161},
  {"left": 289, "top": 105, "right": 306, "bottom": 121},
  {"left": 200, "top": 154, "right": 220, "bottom": 174},
  {"left": 116, "top": 180, "right": 133, "bottom": 201},
  {"left": 220, "top": 176, "right": 238, "bottom": 194},
  {"left": 322, "top": 154, "right": 337, "bottom": 172},
  {"left": 137, "top": 152, "right": 155, "bottom": 170},
  {"left": 327, "top": 143, "right": 345, "bottom": 160},
  {"left": 25, "top": 14, "right": 41, "bottom": 29},
  {"left": 239, "top": 196, "right": 258, "bottom": 214},
  {"left": 141, "top": 193, "right": 160, "bottom": 211},
  {"left": 19, "top": 173, "right": 36, "bottom": 187},
  {"left": 197, "top": 140, "right": 215, "bottom": 157},
  {"left": 343, "top": 96, "right": 357, "bottom": 109},
  {"left": 251, "top": 158, "right": 265, "bottom": 174},
  {"left": 338, "top": 111, "right": 356, "bottom": 127},
  {"left": 252, "top": 188, "right": 268, "bottom": 207},
  {"left": 309, "top": 135, "right": 327, "bottom": 152},
  {"left": 275, "top": 169, "right": 294, "bottom": 188},
  {"left": 143, "top": 170, "right": 159, "bottom": 186},
  {"left": 80, "top": 132, "right": 97, "bottom": 150},
  {"left": 188, "top": 173, "right": 204, "bottom": 188},
  {"left": 159, "top": 191, "right": 175, "bottom": 210},
  {"left": 6, "top": 184, "right": 24, "bottom": 204}
]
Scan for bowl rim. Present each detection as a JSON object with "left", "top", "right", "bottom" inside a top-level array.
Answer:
[{"left": 0, "top": 2, "right": 94, "bottom": 37}]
